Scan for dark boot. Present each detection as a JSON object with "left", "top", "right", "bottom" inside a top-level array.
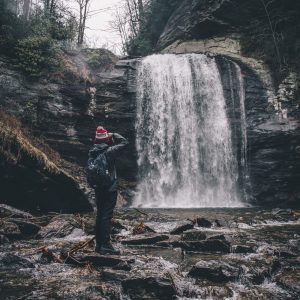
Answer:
[{"left": 95, "top": 242, "right": 120, "bottom": 255}]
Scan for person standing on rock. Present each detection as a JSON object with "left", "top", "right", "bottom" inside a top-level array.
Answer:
[{"left": 87, "top": 126, "right": 128, "bottom": 255}]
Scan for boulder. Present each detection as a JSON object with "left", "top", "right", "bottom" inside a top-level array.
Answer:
[
  {"left": 182, "top": 230, "right": 206, "bottom": 241},
  {"left": 0, "top": 221, "right": 22, "bottom": 239},
  {"left": 102, "top": 269, "right": 130, "bottom": 282},
  {"left": 181, "top": 239, "right": 231, "bottom": 253},
  {"left": 207, "top": 234, "right": 228, "bottom": 241},
  {"left": 121, "top": 234, "right": 169, "bottom": 246},
  {"left": 37, "top": 216, "right": 76, "bottom": 239},
  {"left": 8, "top": 219, "right": 41, "bottom": 235},
  {"left": 196, "top": 217, "right": 213, "bottom": 228},
  {"left": 188, "top": 260, "right": 240, "bottom": 283},
  {"left": 170, "top": 221, "right": 194, "bottom": 235},
  {"left": 122, "top": 276, "right": 177, "bottom": 300},
  {"left": 276, "top": 270, "right": 300, "bottom": 294},
  {"left": 0, "top": 234, "right": 9, "bottom": 244},
  {"left": 0, "top": 112, "right": 93, "bottom": 213},
  {"left": 155, "top": 235, "right": 182, "bottom": 248},
  {"left": 0, "top": 253, "right": 34, "bottom": 269},
  {"left": 0, "top": 204, "right": 32, "bottom": 219},
  {"left": 232, "top": 245, "right": 255, "bottom": 254}
]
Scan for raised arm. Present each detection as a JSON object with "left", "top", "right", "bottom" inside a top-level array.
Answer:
[{"left": 106, "top": 133, "right": 129, "bottom": 157}]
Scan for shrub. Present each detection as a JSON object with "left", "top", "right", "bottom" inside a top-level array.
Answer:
[{"left": 16, "top": 35, "right": 62, "bottom": 76}]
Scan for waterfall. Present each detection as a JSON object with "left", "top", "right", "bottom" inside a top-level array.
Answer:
[{"left": 134, "top": 54, "right": 245, "bottom": 208}]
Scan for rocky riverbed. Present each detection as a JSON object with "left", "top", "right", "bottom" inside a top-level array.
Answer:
[{"left": 0, "top": 205, "right": 299, "bottom": 299}]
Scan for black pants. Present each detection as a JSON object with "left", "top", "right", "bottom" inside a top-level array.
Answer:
[{"left": 95, "top": 187, "right": 117, "bottom": 246}]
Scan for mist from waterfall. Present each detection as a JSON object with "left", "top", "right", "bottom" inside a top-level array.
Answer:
[{"left": 134, "top": 54, "right": 245, "bottom": 208}]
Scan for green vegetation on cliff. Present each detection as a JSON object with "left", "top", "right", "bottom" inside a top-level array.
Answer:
[{"left": 0, "top": 0, "right": 76, "bottom": 76}]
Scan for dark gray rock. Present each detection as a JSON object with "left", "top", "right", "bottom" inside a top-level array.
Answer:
[
  {"left": 121, "top": 234, "right": 169, "bottom": 245},
  {"left": 181, "top": 230, "right": 206, "bottom": 241},
  {"left": 155, "top": 235, "right": 182, "bottom": 248},
  {"left": 170, "top": 221, "right": 194, "bottom": 235},
  {"left": 188, "top": 260, "right": 240, "bottom": 283},
  {"left": 102, "top": 269, "right": 130, "bottom": 282},
  {"left": 276, "top": 270, "right": 300, "bottom": 294},
  {"left": 0, "top": 234, "right": 9, "bottom": 244},
  {"left": 232, "top": 245, "right": 256, "bottom": 254},
  {"left": 0, "top": 221, "right": 22, "bottom": 239},
  {"left": 207, "top": 234, "right": 227, "bottom": 241},
  {"left": 0, "top": 253, "right": 34, "bottom": 269},
  {"left": 122, "top": 276, "right": 177, "bottom": 300},
  {"left": 37, "top": 216, "right": 76, "bottom": 239},
  {"left": 0, "top": 204, "right": 32, "bottom": 219},
  {"left": 76, "top": 254, "right": 133, "bottom": 267},
  {"left": 196, "top": 217, "right": 213, "bottom": 228},
  {"left": 8, "top": 219, "right": 41, "bottom": 235},
  {"left": 180, "top": 239, "right": 231, "bottom": 253}
]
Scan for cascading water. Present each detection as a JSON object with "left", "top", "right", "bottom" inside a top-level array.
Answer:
[{"left": 134, "top": 54, "right": 246, "bottom": 208}]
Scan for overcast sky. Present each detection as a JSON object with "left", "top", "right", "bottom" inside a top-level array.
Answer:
[{"left": 79, "top": 0, "right": 124, "bottom": 54}]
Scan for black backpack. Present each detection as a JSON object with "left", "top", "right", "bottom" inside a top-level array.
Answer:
[{"left": 87, "top": 153, "right": 112, "bottom": 188}]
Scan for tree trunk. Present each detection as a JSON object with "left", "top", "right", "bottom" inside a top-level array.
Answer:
[
  {"left": 23, "top": 0, "right": 31, "bottom": 19},
  {"left": 138, "top": 0, "right": 144, "bottom": 27},
  {"left": 50, "top": 0, "right": 55, "bottom": 15}
]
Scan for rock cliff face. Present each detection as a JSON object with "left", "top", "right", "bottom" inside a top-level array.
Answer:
[
  {"left": 0, "top": 111, "right": 92, "bottom": 213},
  {"left": 0, "top": 50, "right": 137, "bottom": 210}
]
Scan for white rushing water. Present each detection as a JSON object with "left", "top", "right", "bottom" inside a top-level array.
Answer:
[{"left": 134, "top": 54, "right": 245, "bottom": 208}]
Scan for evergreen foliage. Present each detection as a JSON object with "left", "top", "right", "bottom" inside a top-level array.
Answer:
[{"left": 0, "top": 0, "right": 77, "bottom": 76}]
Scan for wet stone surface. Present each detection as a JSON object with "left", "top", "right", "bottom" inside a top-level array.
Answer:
[{"left": 0, "top": 207, "right": 299, "bottom": 299}]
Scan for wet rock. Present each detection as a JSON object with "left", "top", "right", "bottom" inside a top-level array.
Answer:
[
  {"left": 188, "top": 260, "right": 240, "bottom": 283},
  {"left": 122, "top": 276, "right": 177, "bottom": 300},
  {"left": 232, "top": 245, "right": 256, "bottom": 254},
  {"left": 37, "top": 216, "right": 76, "bottom": 239},
  {"left": 274, "top": 250, "right": 297, "bottom": 258},
  {"left": 155, "top": 235, "right": 182, "bottom": 248},
  {"left": 207, "top": 234, "right": 228, "bottom": 241},
  {"left": 0, "top": 204, "right": 32, "bottom": 219},
  {"left": 0, "top": 253, "right": 34, "bottom": 269},
  {"left": 102, "top": 269, "right": 129, "bottom": 282},
  {"left": 74, "top": 254, "right": 134, "bottom": 267},
  {"left": 198, "top": 286, "right": 234, "bottom": 299},
  {"left": 0, "top": 221, "right": 22, "bottom": 239},
  {"left": 196, "top": 217, "right": 213, "bottom": 228},
  {"left": 132, "top": 222, "right": 156, "bottom": 235},
  {"left": 170, "top": 221, "right": 194, "bottom": 235},
  {"left": 121, "top": 234, "right": 169, "bottom": 245},
  {"left": 181, "top": 239, "right": 231, "bottom": 253},
  {"left": 0, "top": 234, "right": 9, "bottom": 244},
  {"left": 113, "top": 261, "right": 132, "bottom": 271},
  {"left": 276, "top": 270, "right": 300, "bottom": 293},
  {"left": 112, "top": 219, "right": 127, "bottom": 234},
  {"left": 8, "top": 219, "right": 41, "bottom": 235},
  {"left": 243, "top": 258, "right": 281, "bottom": 285},
  {"left": 181, "top": 230, "right": 206, "bottom": 241}
]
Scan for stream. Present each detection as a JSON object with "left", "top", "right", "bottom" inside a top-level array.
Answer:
[{"left": 0, "top": 207, "right": 299, "bottom": 299}]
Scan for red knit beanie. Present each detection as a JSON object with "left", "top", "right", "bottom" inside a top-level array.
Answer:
[{"left": 94, "top": 126, "right": 112, "bottom": 144}]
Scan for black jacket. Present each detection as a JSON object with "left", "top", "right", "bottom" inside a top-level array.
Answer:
[{"left": 88, "top": 133, "right": 128, "bottom": 191}]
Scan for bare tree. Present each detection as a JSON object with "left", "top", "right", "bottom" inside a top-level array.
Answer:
[
  {"left": 22, "top": 0, "right": 32, "bottom": 19},
  {"left": 75, "top": 0, "right": 92, "bottom": 45},
  {"left": 259, "top": 0, "right": 282, "bottom": 70},
  {"left": 109, "top": 0, "right": 147, "bottom": 54}
]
